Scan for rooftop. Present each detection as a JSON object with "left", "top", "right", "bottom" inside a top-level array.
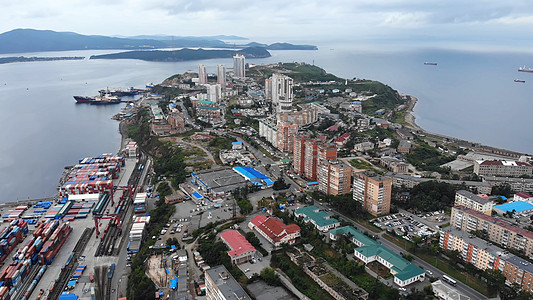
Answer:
[
  {"left": 355, "top": 244, "right": 425, "bottom": 280},
  {"left": 515, "top": 192, "right": 533, "bottom": 199},
  {"left": 456, "top": 190, "right": 493, "bottom": 205},
  {"left": 220, "top": 230, "right": 256, "bottom": 257},
  {"left": 206, "top": 265, "right": 251, "bottom": 300},
  {"left": 294, "top": 206, "right": 339, "bottom": 228},
  {"left": 431, "top": 280, "right": 471, "bottom": 300},
  {"left": 441, "top": 227, "right": 508, "bottom": 257},
  {"left": 494, "top": 201, "right": 533, "bottom": 213},
  {"left": 250, "top": 215, "right": 301, "bottom": 243},
  {"left": 330, "top": 226, "right": 378, "bottom": 247}
]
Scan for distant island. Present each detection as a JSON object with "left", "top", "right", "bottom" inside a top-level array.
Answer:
[
  {"left": 90, "top": 47, "right": 271, "bottom": 62},
  {"left": 0, "top": 56, "right": 85, "bottom": 64},
  {"left": 0, "top": 29, "right": 317, "bottom": 54}
]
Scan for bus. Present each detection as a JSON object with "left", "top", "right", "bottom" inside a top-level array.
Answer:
[{"left": 442, "top": 274, "right": 457, "bottom": 286}]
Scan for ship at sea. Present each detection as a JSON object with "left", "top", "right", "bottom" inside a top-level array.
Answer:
[
  {"left": 514, "top": 79, "right": 526, "bottom": 83},
  {"left": 73, "top": 96, "right": 95, "bottom": 103},
  {"left": 518, "top": 66, "right": 533, "bottom": 73},
  {"left": 424, "top": 62, "right": 437, "bottom": 66},
  {"left": 98, "top": 87, "right": 146, "bottom": 97}
]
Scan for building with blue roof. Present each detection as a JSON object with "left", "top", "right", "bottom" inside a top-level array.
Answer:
[
  {"left": 294, "top": 206, "right": 340, "bottom": 232},
  {"left": 494, "top": 201, "right": 533, "bottom": 215},
  {"left": 233, "top": 166, "right": 274, "bottom": 188}
]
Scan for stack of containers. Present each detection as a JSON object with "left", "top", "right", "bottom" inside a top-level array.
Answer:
[
  {"left": 44, "top": 205, "right": 63, "bottom": 219},
  {"left": 72, "top": 265, "right": 86, "bottom": 279},
  {"left": 127, "top": 216, "right": 150, "bottom": 254},
  {"left": 38, "top": 222, "right": 72, "bottom": 265},
  {"left": 0, "top": 220, "right": 28, "bottom": 264},
  {"left": 133, "top": 193, "right": 147, "bottom": 215},
  {"left": 59, "top": 154, "right": 125, "bottom": 197}
]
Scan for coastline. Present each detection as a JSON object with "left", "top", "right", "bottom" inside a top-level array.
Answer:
[{"left": 403, "top": 96, "right": 527, "bottom": 157}]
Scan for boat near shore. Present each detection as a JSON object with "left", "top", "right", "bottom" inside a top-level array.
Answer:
[
  {"left": 73, "top": 94, "right": 121, "bottom": 104},
  {"left": 73, "top": 95, "right": 95, "bottom": 103}
]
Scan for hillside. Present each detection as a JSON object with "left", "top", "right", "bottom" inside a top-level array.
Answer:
[{"left": 90, "top": 47, "right": 271, "bottom": 61}]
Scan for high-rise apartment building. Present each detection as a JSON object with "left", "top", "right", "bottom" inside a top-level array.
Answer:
[
  {"left": 233, "top": 54, "right": 245, "bottom": 78},
  {"left": 353, "top": 172, "right": 392, "bottom": 216},
  {"left": 276, "top": 122, "right": 299, "bottom": 153},
  {"left": 217, "top": 64, "right": 226, "bottom": 86},
  {"left": 293, "top": 134, "right": 308, "bottom": 175},
  {"left": 198, "top": 64, "right": 208, "bottom": 84},
  {"left": 303, "top": 139, "right": 320, "bottom": 180},
  {"left": 318, "top": 160, "right": 352, "bottom": 195},
  {"left": 271, "top": 73, "right": 294, "bottom": 112},
  {"left": 318, "top": 143, "right": 337, "bottom": 162}
]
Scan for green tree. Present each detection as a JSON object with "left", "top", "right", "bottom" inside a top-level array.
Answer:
[{"left": 260, "top": 267, "right": 281, "bottom": 286}]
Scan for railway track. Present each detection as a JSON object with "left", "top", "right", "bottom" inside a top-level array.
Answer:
[{"left": 47, "top": 227, "right": 94, "bottom": 300}]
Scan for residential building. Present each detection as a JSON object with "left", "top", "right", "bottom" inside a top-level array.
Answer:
[
  {"left": 483, "top": 176, "right": 533, "bottom": 193},
  {"left": 317, "top": 143, "right": 337, "bottom": 162},
  {"left": 276, "top": 122, "right": 299, "bottom": 153},
  {"left": 380, "top": 156, "right": 409, "bottom": 173},
  {"left": 353, "top": 172, "right": 392, "bottom": 216},
  {"left": 258, "top": 119, "right": 278, "bottom": 148},
  {"left": 455, "top": 190, "right": 494, "bottom": 215},
  {"left": 396, "top": 128, "right": 414, "bottom": 140},
  {"left": 334, "top": 133, "right": 351, "bottom": 146},
  {"left": 474, "top": 160, "right": 533, "bottom": 177},
  {"left": 451, "top": 206, "right": 533, "bottom": 258},
  {"left": 270, "top": 73, "right": 294, "bottom": 112},
  {"left": 168, "top": 111, "right": 186, "bottom": 133},
  {"left": 198, "top": 64, "right": 208, "bottom": 84},
  {"left": 318, "top": 160, "right": 352, "bottom": 195},
  {"left": 503, "top": 255, "right": 533, "bottom": 293},
  {"left": 515, "top": 192, "right": 533, "bottom": 202},
  {"left": 264, "top": 78, "right": 272, "bottom": 100},
  {"left": 294, "top": 206, "right": 340, "bottom": 232},
  {"left": 205, "top": 265, "right": 251, "bottom": 300},
  {"left": 332, "top": 226, "right": 424, "bottom": 287},
  {"left": 354, "top": 141, "right": 374, "bottom": 152},
  {"left": 233, "top": 54, "right": 245, "bottom": 78},
  {"left": 276, "top": 104, "right": 319, "bottom": 125},
  {"left": 293, "top": 134, "right": 308, "bottom": 175},
  {"left": 304, "top": 138, "right": 321, "bottom": 180},
  {"left": 220, "top": 230, "right": 256, "bottom": 265},
  {"left": 248, "top": 215, "right": 301, "bottom": 246},
  {"left": 440, "top": 228, "right": 507, "bottom": 271},
  {"left": 397, "top": 140, "right": 412, "bottom": 154},
  {"left": 217, "top": 64, "right": 226, "bottom": 86},
  {"left": 387, "top": 173, "right": 492, "bottom": 194}
]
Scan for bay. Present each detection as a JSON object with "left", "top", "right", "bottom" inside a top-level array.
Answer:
[{"left": 0, "top": 46, "right": 532, "bottom": 202}]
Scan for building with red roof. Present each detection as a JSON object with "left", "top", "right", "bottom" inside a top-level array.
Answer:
[
  {"left": 515, "top": 192, "right": 533, "bottom": 202},
  {"left": 248, "top": 215, "right": 301, "bottom": 247},
  {"left": 220, "top": 230, "right": 256, "bottom": 265}
]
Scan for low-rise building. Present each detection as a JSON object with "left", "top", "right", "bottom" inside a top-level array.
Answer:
[
  {"left": 248, "top": 215, "right": 301, "bottom": 246},
  {"left": 483, "top": 176, "right": 533, "bottom": 193},
  {"left": 380, "top": 156, "right": 409, "bottom": 173},
  {"left": 515, "top": 192, "right": 533, "bottom": 202},
  {"left": 220, "top": 230, "right": 256, "bottom": 265},
  {"left": 397, "top": 140, "right": 412, "bottom": 154},
  {"left": 455, "top": 190, "right": 494, "bottom": 215},
  {"left": 205, "top": 265, "right": 251, "bottom": 300},
  {"left": 387, "top": 173, "right": 493, "bottom": 194},
  {"left": 431, "top": 280, "right": 471, "bottom": 300},
  {"left": 294, "top": 206, "right": 340, "bottom": 232}
]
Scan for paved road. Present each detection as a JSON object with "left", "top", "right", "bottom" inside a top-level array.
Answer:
[{"left": 313, "top": 202, "right": 486, "bottom": 300}]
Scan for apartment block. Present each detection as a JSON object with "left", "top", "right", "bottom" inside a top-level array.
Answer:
[
  {"left": 293, "top": 134, "right": 308, "bottom": 175},
  {"left": 474, "top": 160, "right": 533, "bottom": 177},
  {"left": 205, "top": 265, "right": 251, "bottom": 300},
  {"left": 233, "top": 54, "right": 245, "bottom": 78},
  {"left": 270, "top": 73, "right": 294, "bottom": 112},
  {"left": 353, "top": 172, "right": 392, "bottom": 216},
  {"left": 451, "top": 206, "right": 533, "bottom": 258},
  {"left": 318, "top": 160, "right": 352, "bottom": 195},
  {"left": 455, "top": 190, "right": 494, "bottom": 215},
  {"left": 303, "top": 138, "right": 320, "bottom": 180},
  {"left": 276, "top": 122, "right": 299, "bottom": 153}
]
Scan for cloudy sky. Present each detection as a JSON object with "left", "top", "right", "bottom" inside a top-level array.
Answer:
[{"left": 3, "top": 0, "right": 533, "bottom": 48}]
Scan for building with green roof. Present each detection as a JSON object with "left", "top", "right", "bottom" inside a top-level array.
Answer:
[
  {"left": 294, "top": 206, "right": 340, "bottom": 232},
  {"left": 329, "top": 226, "right": 378, "bottom": 247},
  {"left": 354, "top": 244, "right": 425, "bottom": 287},
  {"left": 329, "top": 225, "right": 425, "bottom": 287}
]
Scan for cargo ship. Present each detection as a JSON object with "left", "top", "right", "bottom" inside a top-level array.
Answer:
[
  {"left": 73, "top": 96, "right": 95, "bottom": 103},
  {"left": 90, "top": 94, "right": 121, "bottom": 105},
  {"left": 424, "top": 62, "right": 437, "bottom": 66},
  {"left": 514, "top": 79, "right": 526, "bottom": 83},
  {"left": 518, "top": 66, "right": 533, "bottom": 73},
  {"left": 98, "top": 87, "right": 144, "bottom": 97}
]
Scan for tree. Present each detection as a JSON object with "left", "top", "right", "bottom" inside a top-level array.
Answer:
[
  {"left": 273, "top": 177, "right": 290, "bottom": 191},
  {"left": 260, "top": 267, "right": 281, "bottom": 286},
  {"left": 483, "top": 269, "right": 505, "bottom": 296}
]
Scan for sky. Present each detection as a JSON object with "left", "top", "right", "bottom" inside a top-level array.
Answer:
[{"left": 3, "top": 0, "right": 533, "bottom": 49}]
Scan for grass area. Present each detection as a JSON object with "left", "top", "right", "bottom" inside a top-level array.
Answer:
[
  {"left": 349, "top": 158, "right": 374, "bottom": 170},
  {"left": 182, "top": 147, "right": 207, "bottom": 157},
  {"left": 382, "top": 234, "right": 489, "bottom": 296},
  {"left": 391, "top": 110, "right": 407, "bottom": 125},
  {"left": 320, "top": 272, "right": 341, "bottom": 286},
  {"left": 359, "top": 220, "right": 383, "bottom": 234}
]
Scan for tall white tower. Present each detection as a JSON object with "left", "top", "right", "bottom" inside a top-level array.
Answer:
[
  {"left": 198, "top": 64, "right": 208, "bottom": 84},
  {"left": 233, "top": 54, "right": 245, "bottom": 78},
  {"left": 271, "top": 73, "right": 294, "bottom": 112}
]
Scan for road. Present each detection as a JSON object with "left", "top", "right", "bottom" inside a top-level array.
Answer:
[{"left": 312, "top": 202, "right": 486, "bottom": 300}]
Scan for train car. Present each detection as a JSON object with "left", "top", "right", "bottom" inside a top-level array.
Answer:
[{"left": 108, "top": 264, "right": 115, "bottom": 279}]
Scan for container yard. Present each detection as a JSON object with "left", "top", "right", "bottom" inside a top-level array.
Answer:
[
  {"left": 133, "top": 193, "right": 147, "bottom": 214},
  {"left": 0, "top": 151, "right": 147, "bottom": 300}
]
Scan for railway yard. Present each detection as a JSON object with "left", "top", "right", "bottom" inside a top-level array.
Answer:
[{"left": 0, "top": 148, "right": 150, "bottom": 300}]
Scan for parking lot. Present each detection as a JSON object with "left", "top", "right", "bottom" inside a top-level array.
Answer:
[{"left": 371, "top": 211, "right": 441, "bottom": 241}]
